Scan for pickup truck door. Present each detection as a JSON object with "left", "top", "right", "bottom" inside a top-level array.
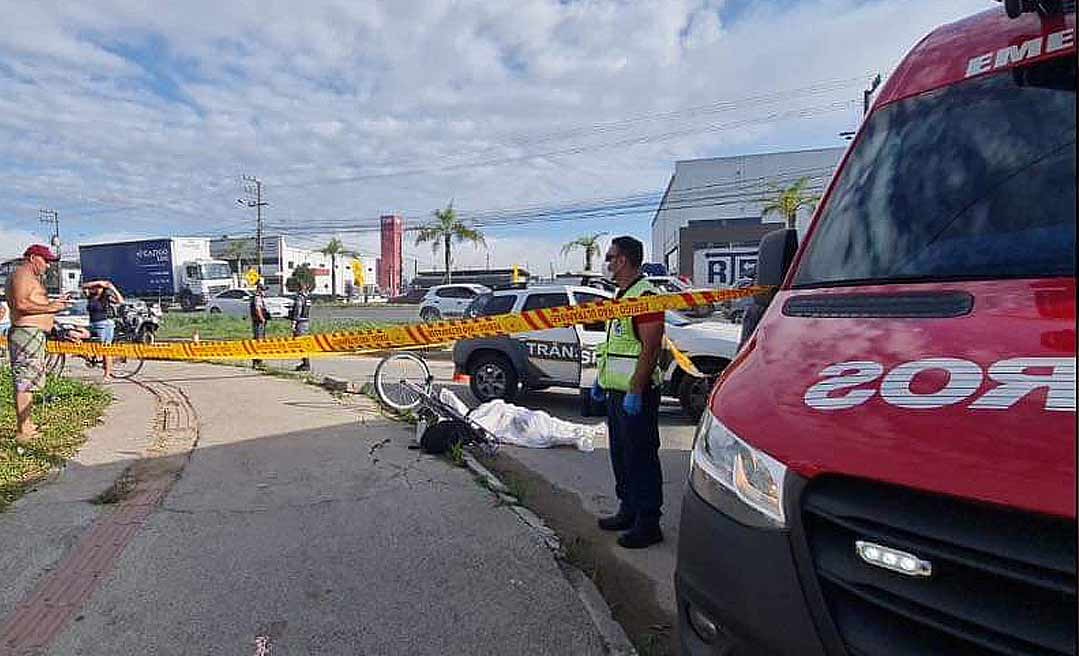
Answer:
[
  {"left": 518, "top": 291, "right": 579, "bottom": 384},
  {"left": 572, "top": 290, "right": 612, "bottom": 388}
]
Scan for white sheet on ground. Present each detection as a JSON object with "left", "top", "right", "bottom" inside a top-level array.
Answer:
[{"left": 437, "top": 388, "right": 601, "bottom": 452}]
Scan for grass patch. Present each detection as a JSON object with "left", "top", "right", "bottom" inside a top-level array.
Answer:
[
  {"left": 446, "top": 441, "right": 466, "bottom": 467},
  {"left": 0, "top": 370, "right": 112, "bottom": 511},
  {"left": 155, "top": 314, "right": 389, "bottom": 341}
]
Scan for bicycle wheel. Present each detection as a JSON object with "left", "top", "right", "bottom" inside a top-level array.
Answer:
[
  {"left": 109, "top": 352, "right": 144, "bottom": 379},
  {"left": 45, "top": 352, "right": 66, "bottom": 376},
  {"left": 373, "top": 353, "right": 431, "bottom": 412}
]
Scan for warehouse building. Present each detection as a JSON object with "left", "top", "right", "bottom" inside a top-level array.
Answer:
[
  {"left": 650, "top": 146, "right": 845, "bottom": 287},
  {"left": 210, "top": 236, "right": 361, "bottom": 297}
]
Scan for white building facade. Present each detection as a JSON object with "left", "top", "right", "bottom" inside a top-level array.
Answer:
[{"left": 210, "top": 236, "right": 360, "bottom": 297}]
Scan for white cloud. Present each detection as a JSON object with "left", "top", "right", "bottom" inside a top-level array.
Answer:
[{"left": 0, "top": 0, "right": 987, "bottom": 275}]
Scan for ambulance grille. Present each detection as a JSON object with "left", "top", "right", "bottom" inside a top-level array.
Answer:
[{"left": 801, "top": 477, "right": 1077, "bottom": 656}]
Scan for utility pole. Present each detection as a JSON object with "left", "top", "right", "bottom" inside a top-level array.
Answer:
[
  {"left": 238, "top": 176, "right": 269, "bottom": 276},
  {"left": 863, "top": 73, "right": 882, "bottom": 116},
  {"left": 39, "top": 208, "right": 60, "bottom": 255}
]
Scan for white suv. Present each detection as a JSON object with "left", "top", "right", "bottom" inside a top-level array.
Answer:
[
  {"left": 419, "top": 283, "right": 489, "bottom": 322},
  {"left": 453, "top": 284, "right": 742, "bottom": 419},
  {"left": 452, "top": 285, "right": 613, "bottom": 403}
]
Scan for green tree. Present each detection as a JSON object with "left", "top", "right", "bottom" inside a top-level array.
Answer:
[
  {"left": 414, "top": 203, "right": 485, "bottom": 283},
  {"left": 320, "top": 238, "right": 345, "bottom": 300},
  {"left": 286, "top": 264, "right": 315, "bottom": 293},
  {"left": 560, "top": 232, "right": 607, "bottom": 271},
  {"left": 761, "top": 176, "right": 819, "bottom": 229}
]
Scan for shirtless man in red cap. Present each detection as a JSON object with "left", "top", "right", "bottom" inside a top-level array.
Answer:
[{"left": 6, "top": 245, "right": 71, "bottom": 443}]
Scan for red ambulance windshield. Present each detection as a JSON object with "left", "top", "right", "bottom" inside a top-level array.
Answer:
[{"left": 794, "top": 57, "right": 1076, "bottom": 287}]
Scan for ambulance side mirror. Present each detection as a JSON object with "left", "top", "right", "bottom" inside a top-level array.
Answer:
[
  {"left": 754, "top": 228, "right": 799, "bottom": 296},
  {"left": 740, "top": 228, "right": 798, "bottom": 347}
]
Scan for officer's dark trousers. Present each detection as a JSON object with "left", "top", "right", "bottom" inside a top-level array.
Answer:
[{"left": 606, "top": 386, "right": 663, "bottom": 519}]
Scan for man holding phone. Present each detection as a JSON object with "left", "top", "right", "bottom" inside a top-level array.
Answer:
[{"left": 5, "top": 245, "right": 71, "bottom": 442}]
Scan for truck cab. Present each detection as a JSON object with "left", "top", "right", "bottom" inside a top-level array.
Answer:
[
  {"left": 676, "top": 6, "right": 1075, "bottom": 656},
  {"left": 178, "top": 259, "right": 234, "bottom": 310}
]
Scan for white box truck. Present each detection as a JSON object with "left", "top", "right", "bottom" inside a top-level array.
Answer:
[{"left": 79, "top": 237, "right": 236, "bottom": 311}]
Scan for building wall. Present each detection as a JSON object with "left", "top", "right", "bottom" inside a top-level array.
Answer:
[
  {"left": 651, "top": 147, "right": 846, "bottom": 281},
  {"left": 379, "top": 215, "right": 403, "bottom": 297},
  {"left": 211, "top": 236, "right": 355, "bottom": 296}
]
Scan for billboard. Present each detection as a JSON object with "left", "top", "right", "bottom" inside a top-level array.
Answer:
[{"left": 692, "top": 247, "right": 758, "bottom": 287}]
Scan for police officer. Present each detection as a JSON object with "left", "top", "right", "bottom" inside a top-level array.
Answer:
[
  {"left": 250, "top": 283, "right": 268, "bottom": 369},
  {"left": 592, "top": 236, "right": 666, "bottom": 549},
  {"left": 290, "top": 281, "right": 313, "bottom": 372}
]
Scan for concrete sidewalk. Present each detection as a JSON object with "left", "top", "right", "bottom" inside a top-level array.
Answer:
[
  {"left": 267, "top": 355, "right": 697, "bottom": 654},
  {"left": 0, "top": 362, "right": 613, "bottom": 655}
]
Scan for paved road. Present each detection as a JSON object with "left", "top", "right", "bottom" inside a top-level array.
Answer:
[
  {"left": 267, "top": 354, "right": 698, "bottom": 651},
  {"left": 1, "top": 362, "right": 609, "bottom": 656},
  {"left": 311, "top": 303, "right": 420, "bottom": 324}
]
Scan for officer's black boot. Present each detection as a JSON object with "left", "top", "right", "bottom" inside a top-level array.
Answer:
[
  {"left": 617, "top": 516, "right": 664, "bottom": 549},
  {"left": 597, "top": 506, "right": 635, "bottom": 532}
]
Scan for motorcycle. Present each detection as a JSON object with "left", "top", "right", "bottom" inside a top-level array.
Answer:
[{"left": 114, "top": 301, "right": 161, "bottom": 344}]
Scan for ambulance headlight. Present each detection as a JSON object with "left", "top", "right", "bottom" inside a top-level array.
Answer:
[{"left": 690, "top": 409, "right": 787, "bottom": 526}]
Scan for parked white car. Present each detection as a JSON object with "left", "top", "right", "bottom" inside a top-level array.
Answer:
[
  {"left": 205, "top": 289, "right": 293, "bottom": 318},
  {"left": 662, "top": 311, "right": 741, "bottom": 419},
  {"left": 419, "top": 283, "right": 489, "bottom": 322},
  {"left": 646, "top": 275, "right": 693, "bottom": 293},
  {"left": 53, "top": 299, "right": 92, "bottom": 329}
]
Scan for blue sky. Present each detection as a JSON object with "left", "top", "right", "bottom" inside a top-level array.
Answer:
[{"left": 0, "top": 0, "right": 987, "bottom": 269}]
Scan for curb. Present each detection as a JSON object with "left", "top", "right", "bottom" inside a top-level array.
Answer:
[{"left": 463, "top": 453, "right": 637, "bottom": 656}]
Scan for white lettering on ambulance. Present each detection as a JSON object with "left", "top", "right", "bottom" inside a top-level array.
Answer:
[
  {"left": 966, "top": 52, "right": 994, "bottom": 77},
  {"left": 965, "top": 29, "right": 1075, "bottom": 79},
  {"left": 880, "top": 358, "right": 983, "bottom": 409},
  {"left": 803, "top": 361, "right": 883, "bottom": 410},
  {"left": 1046, "top": 28, "right": 1075, "bottom": 54},
  {"left": 969, "top": 357, "right": 1076, "bottom": 411},
  {"left": 805, "top": 357, "right": 1077, "bottom": 412},
  {"left": 994, "top": 37, "right": 1043, "bottom": 68}
]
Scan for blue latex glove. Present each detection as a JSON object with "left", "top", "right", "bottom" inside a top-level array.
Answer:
[
  {"left": 591, "top": 381, "right": 606, "bottom": 402},
  {"left": 623, "top": 392, "right": 642, "bottom": 416}
]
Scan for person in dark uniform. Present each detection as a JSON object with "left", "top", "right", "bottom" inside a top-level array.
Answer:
[
  {"left": 290, "top": 282, "right": 312, "bottom": 372},
  {"left": 250, "top": 283, "right": 268, "bottom": 369},
  {"left": 592, "top": 236, "right": 666, "bottom": 549}
]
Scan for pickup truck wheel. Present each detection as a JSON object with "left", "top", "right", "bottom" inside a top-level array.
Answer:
[
  {"left": 678, "top": 359, "right": 728, "bottom": 421},
  {"left": 469, "top": 354, "right": 518, "bottom": 403}
]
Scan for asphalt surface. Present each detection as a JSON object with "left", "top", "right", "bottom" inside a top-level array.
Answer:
[
  {"left": 266, "top": 353, "right": 699, "bottom": 650},
  {"left": 1, "top": 362, "right": 608, "bottom": 656}
]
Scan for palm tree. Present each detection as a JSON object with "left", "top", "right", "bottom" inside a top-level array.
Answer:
[
  {"left": 761, "top": 177, "right": 820, "bottom": 229},
  {"left": 224, "top": 240, "right": 246, "bottom": 276},
  {"left": 414, "top": 203, "right": 485, "bottom": 283},
  {"left": 560, "top": 232, "right": 607, "bottom": 272},
  {"left": 320, "top": 237, "right": 345, "bottom": 300}
]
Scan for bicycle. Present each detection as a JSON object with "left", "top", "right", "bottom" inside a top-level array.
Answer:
[
  {"left": 372, "top": 352, "right": 499, "bottom": 457},
  {"left": 45, "top": 326, "right": 146, "bottom": 379}
]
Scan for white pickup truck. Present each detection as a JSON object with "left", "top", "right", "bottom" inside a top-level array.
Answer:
[{"left": 451, "top": 284, "right": 741, "bottom": 420}]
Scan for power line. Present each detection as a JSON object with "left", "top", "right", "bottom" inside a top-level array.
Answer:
[
  {"left": 38, "top": 208, "right": 60, "bottom": 255},
  {"left": 238, "top": 175, "right": 268, "bottom": 275}
]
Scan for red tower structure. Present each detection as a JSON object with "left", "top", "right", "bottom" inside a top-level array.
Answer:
[{"left": 378, "top": 214, "right": 403, "bottom": 297}]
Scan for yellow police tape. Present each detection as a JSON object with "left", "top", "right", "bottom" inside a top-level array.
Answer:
[{"left": 34, "top": 286, "right": 767, "bottom": 361}]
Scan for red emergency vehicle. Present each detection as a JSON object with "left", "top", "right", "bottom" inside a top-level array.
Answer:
[{"left": 675, "top": 3, "right": 1076, "bottom": 655}]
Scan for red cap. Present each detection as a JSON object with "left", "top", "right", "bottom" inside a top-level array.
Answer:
[{"left": 24, "top": 244, "right": 59, "bottom": 262}]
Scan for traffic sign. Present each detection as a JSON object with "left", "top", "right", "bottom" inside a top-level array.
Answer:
[{"left": 244, "top": 269, "right": 261, "bottom": 287}]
